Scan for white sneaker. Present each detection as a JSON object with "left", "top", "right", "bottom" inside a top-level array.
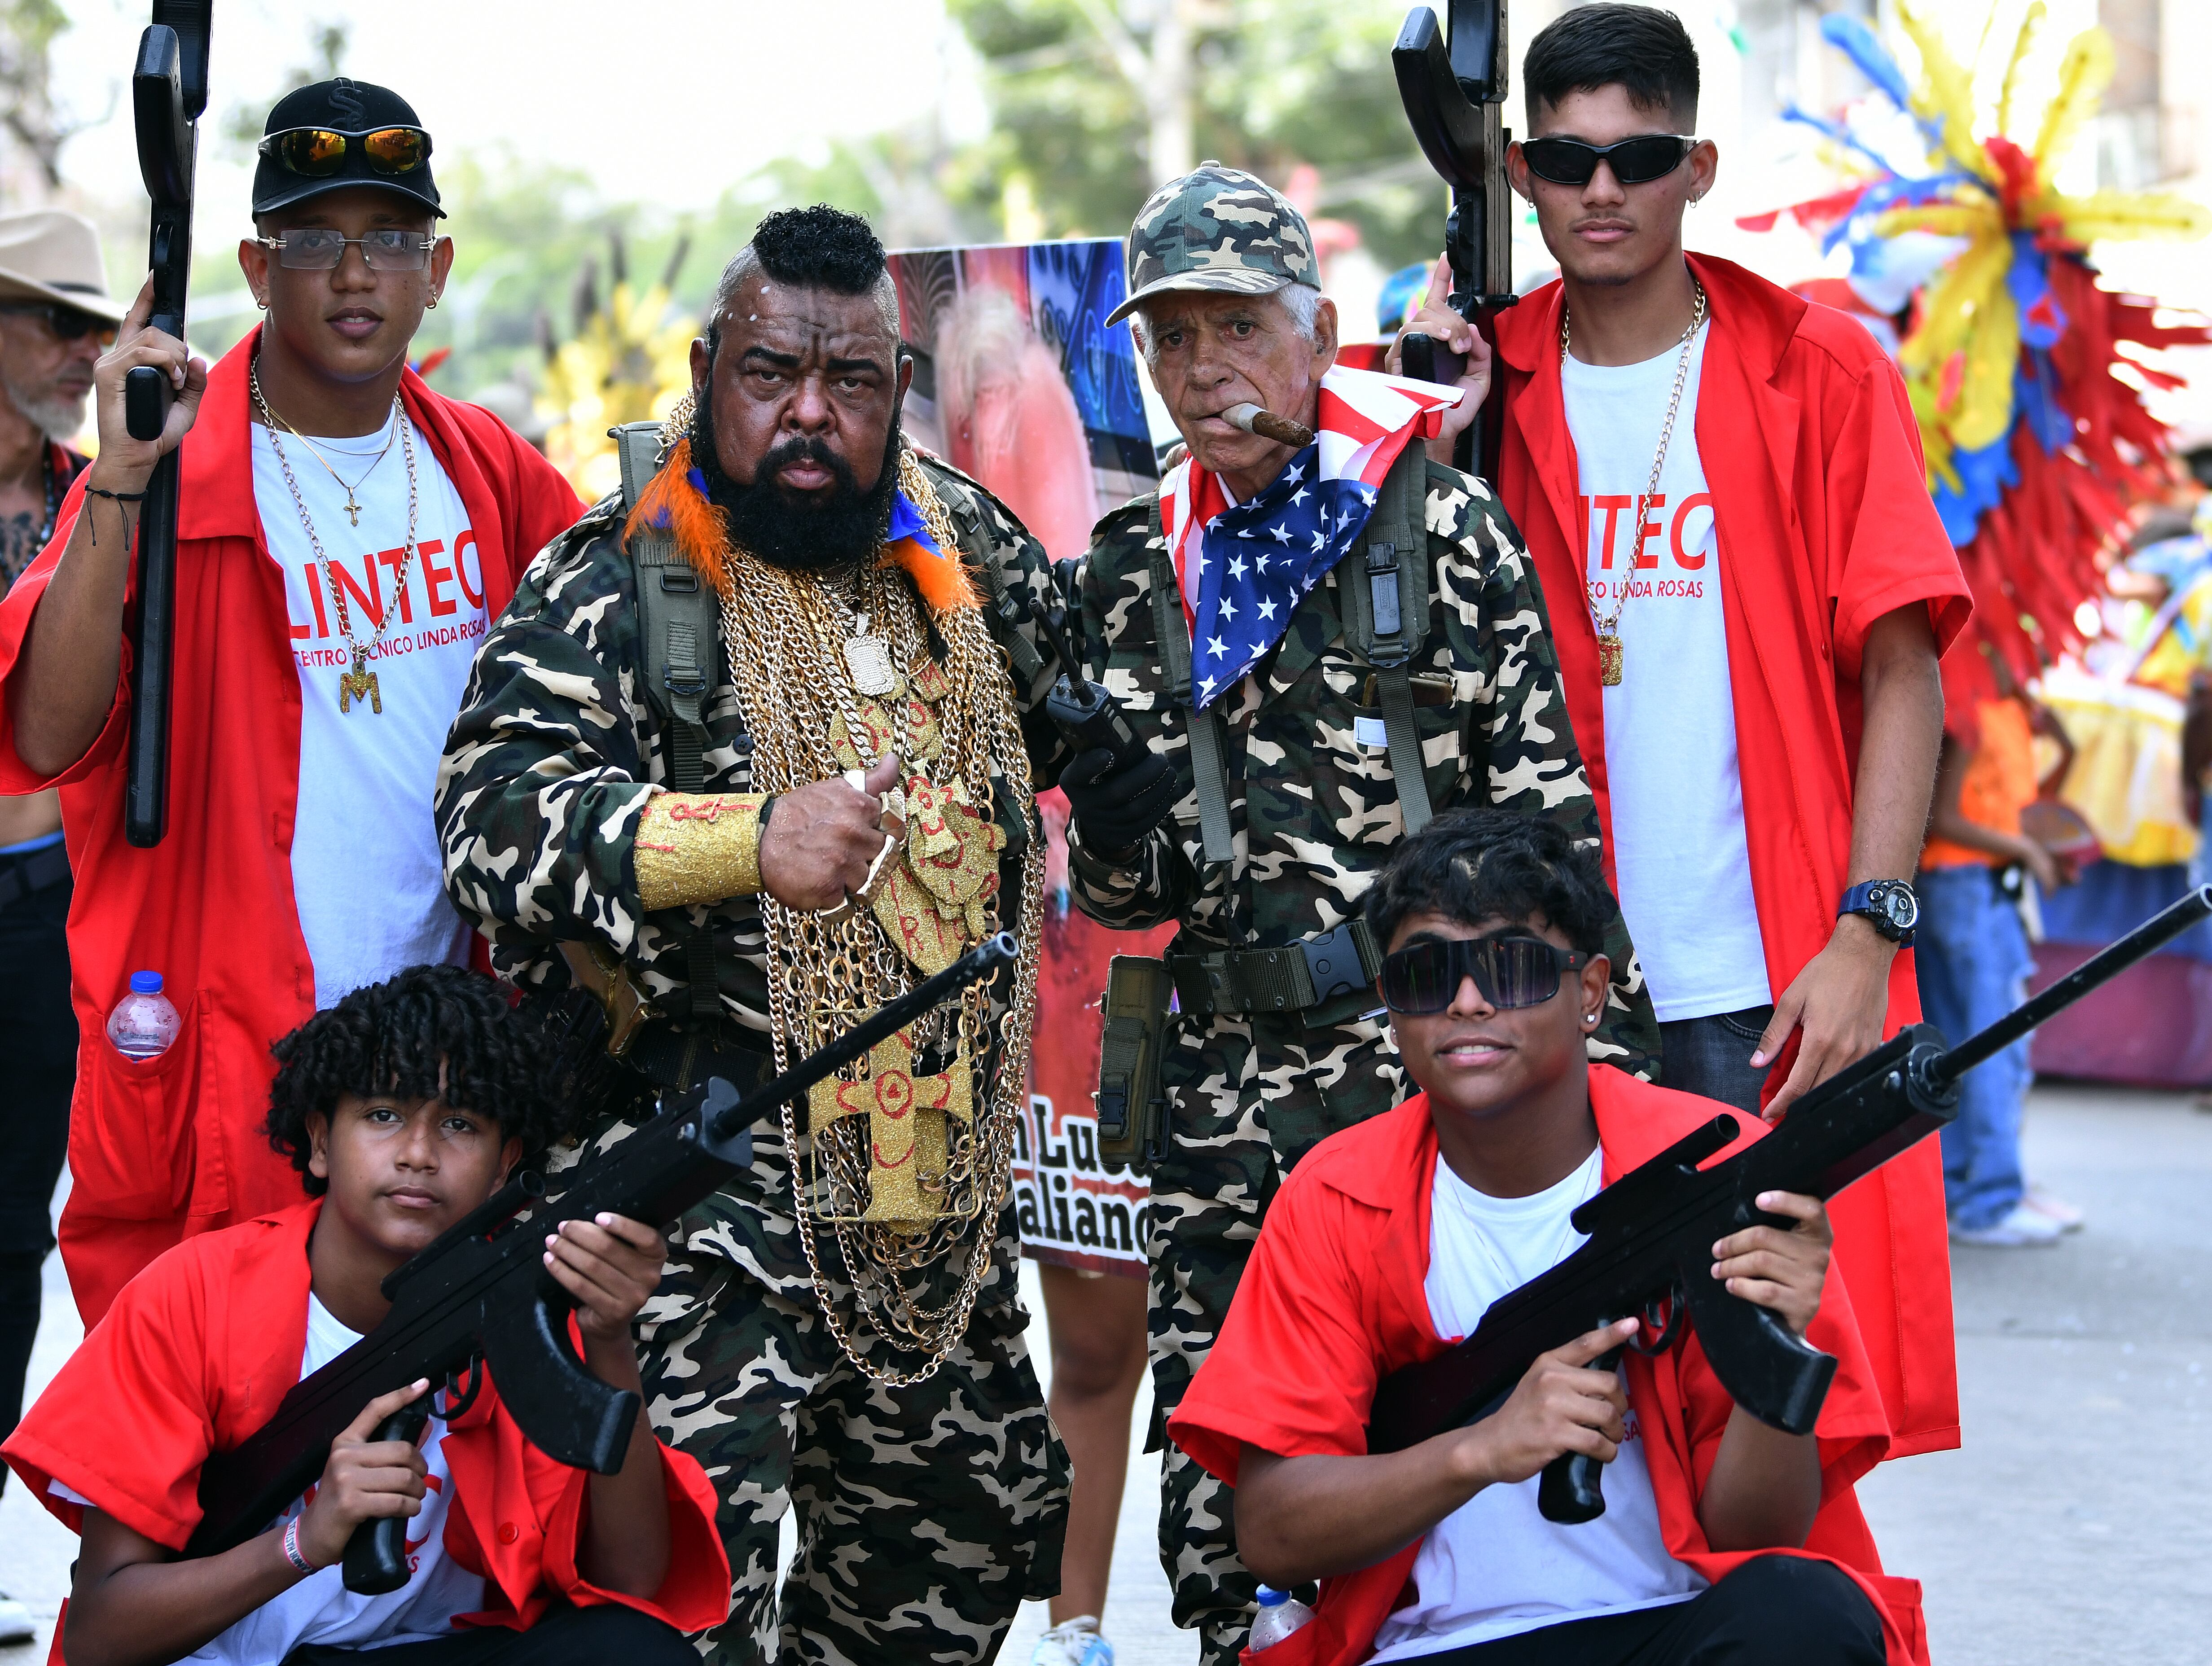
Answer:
[
  {"left": 1031, "top": 1615, "right": 1114, "bottom": 1666},
  {"left": 2023, "top": 1183, "right": 2085, "bottom": 1232},
  {"left": 1950, "top": 1204, "right": 2065, "bottom": 1247},
  {"left": 0, "top": 1592, "right": 35, "bottom": 1646}
]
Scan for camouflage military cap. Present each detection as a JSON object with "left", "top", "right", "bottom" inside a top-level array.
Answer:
[{"left": 1105, "top": 161, "right": 1318, "bottom": 327}]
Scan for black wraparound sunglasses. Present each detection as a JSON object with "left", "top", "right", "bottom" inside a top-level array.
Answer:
[
  {"left": 1519, "top": 134, "right": 1700, "bottom": 187},
  {"left": 1381, "top": 936, "right": 1588, "bottom": 1016}
]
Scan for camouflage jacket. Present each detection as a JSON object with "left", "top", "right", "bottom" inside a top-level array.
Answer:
[
  {"left": 436, "top": 452, "right": 1064, "bottom": 1026},
  {"left": 1069, "top": 459, "right": 1660, "bottom": 1165}
]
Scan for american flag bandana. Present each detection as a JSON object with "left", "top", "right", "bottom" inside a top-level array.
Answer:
[{"left": 1161, "top": 365, "right": 1465, "bottom": 708}]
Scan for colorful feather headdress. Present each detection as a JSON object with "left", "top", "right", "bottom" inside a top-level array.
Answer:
[{"left": 1742, "top": 3, "right": 2211, "bottom": 700}]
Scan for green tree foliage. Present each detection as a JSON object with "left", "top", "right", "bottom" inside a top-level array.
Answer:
[{"left": 946, "top": 0, "right": 1443, "bottom": 267}]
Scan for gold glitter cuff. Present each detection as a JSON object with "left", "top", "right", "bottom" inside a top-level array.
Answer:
[{"left": 633, "top": 792, "right": 769, "bottom": 910}]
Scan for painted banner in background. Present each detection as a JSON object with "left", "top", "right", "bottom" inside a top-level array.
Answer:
[
  {"left": 1013, "top": 794, "right": 1174, "bottom": 1277},
  {"left": 887, "top": 238, "right": 1156, "bottom": 563}
]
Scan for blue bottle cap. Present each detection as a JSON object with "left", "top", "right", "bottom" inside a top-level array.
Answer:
[
  {"left": 130, "top": 970, "right": 163, "bottom": 994},
  {"left": 1255, "top": 1587, "right": 1287, "bottom": 1607}
]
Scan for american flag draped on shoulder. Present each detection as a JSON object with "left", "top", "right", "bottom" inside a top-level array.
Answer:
[{"left": 1161, "top": 365, "right": 1466, "bottom": 708}]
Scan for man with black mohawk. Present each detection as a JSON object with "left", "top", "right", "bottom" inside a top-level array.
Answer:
[{"left": 437, "top": 206, "right": 1110, "bottom": 1663}]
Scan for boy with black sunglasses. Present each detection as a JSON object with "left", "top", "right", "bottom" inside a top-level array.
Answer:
[
  {"left": 0, "top": 78, "right": 583, "bottom": 1333},
  {"left": 1390, "top": 1, "right": 1965, "bottom": 1469},
  {"left": 1167, "top": 809, "right": 1924, "bottom": 1666}
]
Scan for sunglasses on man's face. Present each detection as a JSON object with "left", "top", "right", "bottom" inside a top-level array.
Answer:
[
  {"left": 1519, "top": 134, "right": 1699, "bottom": 188},
  {"left": 0, "top": 303, "right": 118, "bottom": 346},
  {"left": 1380, "top": 935, "right": 1589, "bottom": 1016},
  {"left": 258, "top": 125, "right": 433, "bottom": 178}
]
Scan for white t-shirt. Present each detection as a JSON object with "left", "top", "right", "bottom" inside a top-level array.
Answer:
[
  {"left": 1560, "top": 324, "right": 1770, "bottom": 1023},
  {"left": 54, "top": 1294, "right": 485, "bottom": 1663},
  {"left": 1365, "top": 1149, "right": 1704, "bottom": 1662},
  {"left": 253, "top": 408, "right": 487, "bottom": 1009}
]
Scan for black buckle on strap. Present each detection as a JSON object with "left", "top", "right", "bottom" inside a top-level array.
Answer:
[{"left": 1300, "top": 923, "right": 1374, "bottom": 1007}]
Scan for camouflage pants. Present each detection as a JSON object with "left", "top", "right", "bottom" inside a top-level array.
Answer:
[
  {"left": 641, "top": 1225, "right": 1069, "bottom": 1665},
  {"left": 1144, "top": 1011, "right": 1402, "bottom": 1666}
]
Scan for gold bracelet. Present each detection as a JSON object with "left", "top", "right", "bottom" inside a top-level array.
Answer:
[{"left": 633, "top": 791, "right": 768, "bottom": 910}]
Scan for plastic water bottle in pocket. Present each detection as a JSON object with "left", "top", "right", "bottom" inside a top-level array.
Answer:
[
  {"left": 107, "top": 971, "right": 180, "bottom": 1060},
  {"left": 1249, "top": 1586, "right": 1315, "bottom": 1651}
]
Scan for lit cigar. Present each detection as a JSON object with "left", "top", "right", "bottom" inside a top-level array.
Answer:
[{"left": 1223, "top": 402, "right": 1315, "bottom": 449}]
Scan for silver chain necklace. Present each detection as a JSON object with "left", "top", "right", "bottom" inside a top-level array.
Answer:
[{"left": 252, "top": 361, "right": 419, "bottom": 715}]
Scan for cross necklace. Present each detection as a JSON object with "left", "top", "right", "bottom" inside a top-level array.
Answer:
[{"left": 257, "top": 398, "right": 398, "bottom": 527}]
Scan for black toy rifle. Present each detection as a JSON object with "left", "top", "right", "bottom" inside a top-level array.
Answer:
[
  {"left": 122, "top": 1, "right": 212, "bottom": 847},
  {"left": 184, "top": 933, "right": 1018, "bottom": 1591},
  {"left": 998, "top": 574, "right": 1149, "bottom": 775},
  {"left": 1391, "top": 0, "right": 1515, "bottom": 477},
  {"left": 1369, "top": 886, "right": 2212, "bottom": 1524}
]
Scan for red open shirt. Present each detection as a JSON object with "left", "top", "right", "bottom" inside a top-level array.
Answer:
[{"left": 1167, "top": 1069, "right": 1928, "bottom": 1666}]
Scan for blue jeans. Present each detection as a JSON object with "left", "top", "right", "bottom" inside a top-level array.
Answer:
[
  {"left": 1914, "top": 864, "right": 2036, "bottom": 1228},
  {"left": 1659, "top": 1005, "right": 1776, "bottom": 1116}
]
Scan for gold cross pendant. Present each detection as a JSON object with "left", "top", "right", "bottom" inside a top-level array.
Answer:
[
  {"left": 342, "top": 492, "right": 361, "bottom": 527},
  {"left": 1597, "top": 632, "right": 1624, "bottom": 687},
  {"left": 338, "top": 651, "right": 383, "bottom": 714},
  {"left": 808, "top": 1026, "right": 973, "bottom": 1231}
]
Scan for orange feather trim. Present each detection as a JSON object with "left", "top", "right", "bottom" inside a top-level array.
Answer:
[
  {"left": 623, "top": 436, "right": 734, "bottom": 600},
  {"left": 884, "top": 536, "right": 980, "bottom": 612}
]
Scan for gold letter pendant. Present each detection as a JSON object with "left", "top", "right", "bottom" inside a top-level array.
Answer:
[{"left": 338, "top": 649, "right": 383, "bottom": 715}]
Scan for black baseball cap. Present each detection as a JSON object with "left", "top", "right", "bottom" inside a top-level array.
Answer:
[{"left": 252, "top": 77, "right": 443, "bottom": 219}]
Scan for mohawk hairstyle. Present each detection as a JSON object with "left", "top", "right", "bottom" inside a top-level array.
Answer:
[
  {"left": 264, "top": 964, "right": 565, "bottom": 1195},
  {"left": 707, "top": 203, "right": 901, "bottom": 352},
  {"left": 1364, "top": 808, "right": 1619, "bottom": 959},
  {"left": 1524, "top": 3, "right": 1700, "bottom": 130}
]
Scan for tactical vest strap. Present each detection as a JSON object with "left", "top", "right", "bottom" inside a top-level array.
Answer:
[
  {"left": 614, "top": 419, "right": 727, "bottom": 1018},
  {"left": 1337, "top": 446, "right": 1436, "bottom": 835},
  {"left": 935, "top": 476, "right": 1047, "bottom": 683},
  {"left": 1145, "top": 495, "right": 1236, "bottom": 866}
]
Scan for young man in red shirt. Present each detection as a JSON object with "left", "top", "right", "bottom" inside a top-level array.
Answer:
[
  {"left": 4, "top": 965, "right": 729, "bottom": 1666},
  {"left": 1169, "top": 811, "right": 1926, "bottom": 1666},
  {"left": 0, "top": 79, "right": 582, "bottom": 1327},
  {"left": 1392, "top": 2, "right": 1966, "bottom": 1460}
]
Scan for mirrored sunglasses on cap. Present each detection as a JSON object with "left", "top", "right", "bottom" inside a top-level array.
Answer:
[
  {"left": 1380, "top": 936, "right": 1588, "bottom": 1016},
  {"left": 258, "top": 125, "right": 433, "bottom": 178},
  {"left": 1519, "top": 134, "right": 1698, "bottom": 187}
]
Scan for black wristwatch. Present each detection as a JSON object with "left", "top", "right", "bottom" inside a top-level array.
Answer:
[{"left": 1839, "top": 879, "right": 1918, "bottom": 946}]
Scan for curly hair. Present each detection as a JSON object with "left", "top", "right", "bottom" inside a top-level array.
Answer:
[
  {"left": 265, "top": 965, "right": 565, "bottom": 1196},
  {"left": 706, "top": 203, "right": 901, "bottom": 356},
  {"left": 1364, "top": 808, "right": 1620, "bottom": 958}
]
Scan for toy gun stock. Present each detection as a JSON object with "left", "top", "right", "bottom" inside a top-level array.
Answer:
[
  {"left": 1369, "top": 886, "right": 2212, "bottom": 1524},
  {"left": 1392, "top": 0, "right": 1514, "bottom": 476},
  {"left": 123, "top": 2, "right": 211, "bottom": 848},
  {"left": 185, "top": 933, "right": 1019, "bottom": 1591}
]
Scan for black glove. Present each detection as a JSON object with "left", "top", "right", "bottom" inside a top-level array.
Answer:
[{"left": 1058, "top": 743, "right": 1177, "bottom": 856}]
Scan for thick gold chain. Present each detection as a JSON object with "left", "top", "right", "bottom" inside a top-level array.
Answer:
[{"left": 712, "top": 452, "right": 1044, "bottom": 1382}]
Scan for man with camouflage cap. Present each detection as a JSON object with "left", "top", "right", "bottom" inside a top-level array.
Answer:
[
  {"left": 1054, "top": 162, "right": 1659, "bottom": 1662},
  {"left": 436, "top": 206, "right": 1077, "bottom": 1665}
]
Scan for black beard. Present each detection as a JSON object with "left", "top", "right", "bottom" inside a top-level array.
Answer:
[{"left": 690, "top": 390, "right": 903, "bottom": 574}]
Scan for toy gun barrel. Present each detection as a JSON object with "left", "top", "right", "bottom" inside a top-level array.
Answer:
[{"left": 1927, "top": 884, "right": 2212, "bottom": 1087}]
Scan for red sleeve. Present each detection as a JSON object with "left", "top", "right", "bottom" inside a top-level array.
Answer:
[
  {"left": 525, "top": 1439, "right": 731, "bottom": 1631},
  {"left": 0, "top": 478, "right": 131, "bottom": 794},
  {"left": 1166, "top": 1173, "right": 1384, "bottom": 1485},
  {"left": 509, "top": 438, "right": 587, "bottom": 568},
  {"left": 1822, "top": 355, "right": 1971, "bottom": 677},
  {"left": 0, "top": 1241, "right": 219, "bottom": 1548}
]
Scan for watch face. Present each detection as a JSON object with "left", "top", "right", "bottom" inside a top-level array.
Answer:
[{"left": 1884, "top": 888, "right": 1919, "bottom": 930}]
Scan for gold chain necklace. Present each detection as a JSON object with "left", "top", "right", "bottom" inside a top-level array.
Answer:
[
  {"left": 712, "top": 448, "right": 1044, "bottom": 1383},
  {"left": 1562, "top": 278, "right": 1707, "bottom": 687},
  {"left": 252, "top": 362, "right": 419, "bottom": 715}
]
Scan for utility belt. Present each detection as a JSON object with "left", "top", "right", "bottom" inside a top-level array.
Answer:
[
  {"left": 1094, "top": 920, "right": 1384, "bottom": 1174},
  {"left": 0, "top": 838, "right": 69, "bottom": 913},
  {"left": 623, "top": 1015, "right": 772, "bottom": 1099}
]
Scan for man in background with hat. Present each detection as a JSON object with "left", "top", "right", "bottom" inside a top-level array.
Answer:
[
  {"left": 0, "top": 78, "right": 579, "bottom": 1329},
  {"left": 0, "top": 203, "right": 123, "bottom": 1644},
  {"left": 1058, "top": 161, "right": 1658, "bottom": 1662}
]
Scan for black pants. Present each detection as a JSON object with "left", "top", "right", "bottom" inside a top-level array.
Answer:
[
  {"left": 284, "top": 1602, "right": 698, "bottom": 1666},
  {"left": 0, "top": 862, "right": 74, "bottom": 1491},
  {"left": 1426, "top": 1557, "right": 1886, "bottom": 1666}
]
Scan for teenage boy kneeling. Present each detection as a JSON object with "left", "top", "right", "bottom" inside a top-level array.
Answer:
[
  {"left": 4, "top": 966, "right": 730, "bottom": 1666},
  {"left": 1168, "top": 811, "right": 1927, "bottom": 1666}
]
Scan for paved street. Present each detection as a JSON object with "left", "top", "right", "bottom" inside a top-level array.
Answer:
[{"left": 7, "top": 1082, "right": 2207, "bottom": 1664}]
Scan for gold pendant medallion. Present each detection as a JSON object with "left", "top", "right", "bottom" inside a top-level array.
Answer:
[
  {"left": 844, "top": 614, "right": 899, "bottom": 696},
  {"left": 1597, "top": 633, "right": 1624, "bottom": 688},
  {"left": 338, "top": 651, "right": 383, "bottom": 714}
]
